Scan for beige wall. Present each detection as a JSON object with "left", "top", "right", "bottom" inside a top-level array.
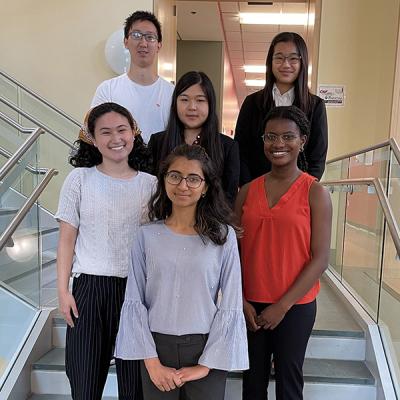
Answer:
[
  {"left": 177, "top": 40, "right": 224, "bottom": 122},
  {"left": 0, "top": 0, "right": 154, "bottom": 121},
  {"left": 318, "top": 0, "right": 400, "bottom": 160}
]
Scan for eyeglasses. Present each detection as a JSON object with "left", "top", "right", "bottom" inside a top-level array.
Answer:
[
  {"left": 165, "top": 172, "right": 205, "bottom": 188},
  {"left": 262, "top": 133, "right": 300, "bottom": 143},
  {"left": 129, "top": 31, "right": 158, "bottom": 43},
  {"left": 272, "top": 54, "right": 301, "bottom": 65}
]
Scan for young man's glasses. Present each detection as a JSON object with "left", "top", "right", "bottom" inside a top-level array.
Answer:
[
  {"left": 165, "top": 172, "right": 205, "bottom": 189},
  {"left": 272, "top": 54, "right": 301, "bottom": 65},
  {"left": 262, "top": 133, "right": 300, "bottom": 144},
  {"left": 129, "top": 31, "right": 158, "bottom": 43}
]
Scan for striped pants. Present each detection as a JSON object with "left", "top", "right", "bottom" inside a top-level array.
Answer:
[{"left": 65, "top": 273, "right": 142, "bottom": 400}]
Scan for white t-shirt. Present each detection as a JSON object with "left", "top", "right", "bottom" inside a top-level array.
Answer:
[
  {"left": 55, "top": 167, "right": 156, "bottom": 278},
  {"left": 91, "top": 74, "right": 174, "bottom": 143}
]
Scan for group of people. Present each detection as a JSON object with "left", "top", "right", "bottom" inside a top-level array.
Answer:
[{"left": 56, "top": 9, "right": 332, "bottom": 400}]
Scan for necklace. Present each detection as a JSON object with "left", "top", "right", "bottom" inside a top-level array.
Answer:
[{"left": 192, "top": 134, "right": 201, "bottom": 145}]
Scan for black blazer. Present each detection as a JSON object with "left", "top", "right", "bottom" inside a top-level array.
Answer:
[
  {"left": 148, "top": 131, "right": 240, "bottom": 205},
  {"left": 234, "top": 90, "right": 328, "bottom": 185}
]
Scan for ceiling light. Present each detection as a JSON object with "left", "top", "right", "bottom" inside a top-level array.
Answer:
[
  {"left": 245, "top": 79, "right": 265, "bottom": 87},
  {"left": 239, "top": 12, "right": 308, "bottom": 25},
  {"left": 244, "top": 65, "right": 266, "bottom": 73}
]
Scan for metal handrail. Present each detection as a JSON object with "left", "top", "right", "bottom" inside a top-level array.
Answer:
[
  {"left": 0, "top": 96, "right": 75, "bottom": 149},
  {"left": 0, "top": 69, "right": 81, "bottom": 127},
  {"left": 0, "top": 168, "right": 59, "bottom": 251},
  {"left": 0, "top": 128, "right": 44, "bottom": 181},
  {"left": 322, "top": 178, "right": 400, "bottom": 256},
  {"left": 327, "top": 137, "right": 400, "bottom": 164},
  {"left": 0, "top": 111, "right": 35, "bottom": 134},
  {"left": 0, "top": 145, "right": 47, "bottom": 175}
]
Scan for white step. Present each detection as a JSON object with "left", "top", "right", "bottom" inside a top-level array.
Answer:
[{"left": 52, "top": 318, "right": 366, "bottom": 361}]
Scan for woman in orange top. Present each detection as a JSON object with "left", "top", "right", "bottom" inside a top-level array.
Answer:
[{"left": 235, "top": 105, "right": 332, "bottom": 400}]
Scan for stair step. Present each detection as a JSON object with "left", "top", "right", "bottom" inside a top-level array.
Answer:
[
  {"left": 51, "top": 318, "right": 366, "bottom": 361},
  {"left": 29, "top": 396, "right": 117, "bottom": 400},
  {"left": 31, "top": 348, "right": 375, "bottom": 399}
]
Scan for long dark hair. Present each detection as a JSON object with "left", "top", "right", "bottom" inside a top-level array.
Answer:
[
  {"left": 69, "top": 102, "right": 152, "bottom": 172},
  {"left": 149, "top": 144, "right": 237, "bottom": 245},
  {"left": 263, "top": 32, "right": 312, "bottom": 116},
  {"left": 263, "top": 105, "right": 310, "bottom": 171},
  {"left": 160, "top": 71, "right": 224, "bottom": 176}
]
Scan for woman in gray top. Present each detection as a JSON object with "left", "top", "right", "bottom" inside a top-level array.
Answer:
[{"left": 115, "top": 144, "right": 248, "bottom": 399}]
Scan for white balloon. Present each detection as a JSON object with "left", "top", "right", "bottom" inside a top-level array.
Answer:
[{"left": 104, "top": 29, "right": 130, "bottom": 75}]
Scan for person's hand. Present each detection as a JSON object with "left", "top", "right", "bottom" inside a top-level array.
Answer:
[
  {"left": 144, "top": 358, "right": 182, "bottom": 391},
  {"left": 243, "top": 299, "right": 260, "bottom": 332},
  {"left": 58, "top": 290, "right": 78, "bottom": 327},
  {"left": 256, "top": 303, "right": 287, "bottom": 330},
  {"left": 176, "top": 365, "right": 210, "bottom": 383}
]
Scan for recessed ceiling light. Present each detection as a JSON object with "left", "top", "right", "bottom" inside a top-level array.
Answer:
[
  {"left": 239, "top": 12, "right": 308, "bottom": 25},
  {"left": 245, "top": 79, "right": 265, "bottom": 87},
  {"left": 244, "top": 65, "right": 266, "bottom": 73}
]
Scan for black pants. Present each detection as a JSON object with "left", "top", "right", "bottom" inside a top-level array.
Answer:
[
  {"left": 242, "top": 300, "right": 316, "bottom": 400},
  {"left": 65, "top": 274, "right": 142, "bottom": 400},
  {"left": 141, "top": 332, "right": 228, "bottom": 400}
]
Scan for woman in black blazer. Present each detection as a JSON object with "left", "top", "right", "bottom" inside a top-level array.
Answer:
[
  {"left": 148, "top": 71, "right": 239, "bottom": 205},
  {"left": 235, "top": 32, "right": 328, "bottom": 186}
]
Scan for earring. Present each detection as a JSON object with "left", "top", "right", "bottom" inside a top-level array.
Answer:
[{"left": 201, "top": 192, "right": 206, "bottom": 198}]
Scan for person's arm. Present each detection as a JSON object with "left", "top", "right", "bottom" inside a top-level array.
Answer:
[
  {"left": 235, "top": 96, "right": 255, "bottom": 186},
  {"left": 57, "top": 222, "right": 78, "bottom": 327},
  {"left": 257, "top": 182, "right": 332, "bottom": 329},
  {"left": 222, "top": 138, "right": 240, "bottom": 206},
  {"left": 189, "top": 229, "right": 248, "bottom": 373},
  {"left": 305, "top": 98, "right": 328, "bottom": 180},
  {"left": 233, "top": 184, "right": 260, "bottom": 332}
]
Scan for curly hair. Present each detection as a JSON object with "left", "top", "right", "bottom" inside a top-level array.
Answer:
[
  {"left": 262, "top": 105, "right": 310, "bottom": 172},
  {"left": 149, "top": 144, "right": 238, "bottom": 245},
  {"left": 69, "top": 102, "right": 152, "bottom": 172}
]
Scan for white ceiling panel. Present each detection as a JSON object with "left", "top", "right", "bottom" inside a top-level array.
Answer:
[
  {"left": 238, "top": 2, "right": 281, "bottom": 13},
  {"left": 243, "top": 41, "right": 269, "bottom": 52},
  {"left": 241, "top": 24, "right": 279, "bottom": 33},
  {"left": 219, "top": 2, "right": 239, "bottom": 13},
  {"left": 229, "top": 50, "right": 244, "bottom": 60},
  {"left": 242, "top": 31, "right": 278, "bottom": 43},
  {"left": 222, "top": 13, "right": 241, "bottom": 31},
  {"left": 225, "top": 31, "right": 242, "bottom": 41},
  {"left": 244, "top": 51, "right": 267, "bottom": 60},
  {"left": 227, "top": 41, "right": 243, "bottom": 51}
]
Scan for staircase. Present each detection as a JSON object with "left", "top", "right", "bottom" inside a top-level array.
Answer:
[{"left": 28, "top": 279, "right": 377, "bottom": 400}]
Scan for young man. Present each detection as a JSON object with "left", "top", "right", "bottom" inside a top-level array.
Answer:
[{"left": 91, "top": 11, "right": 174, "bottom": 143}]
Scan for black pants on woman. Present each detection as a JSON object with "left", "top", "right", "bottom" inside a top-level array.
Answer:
[
  {"left": 65, "top": 274, "right": 143, "bottom": 400},
  {"left": 242, "top": 300, "right": 316, "bottom": 400},
  {"left": 141, "top": 332, "right": 228, "bottom": 400}
]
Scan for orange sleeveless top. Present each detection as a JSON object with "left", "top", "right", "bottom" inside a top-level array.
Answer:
[{"left": 240, "top": 172, "right": 319, "bottom": 304}]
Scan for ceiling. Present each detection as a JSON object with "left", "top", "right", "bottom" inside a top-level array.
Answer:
[{"left": 176, "top": 1, "right": 309, "bottom": 106}]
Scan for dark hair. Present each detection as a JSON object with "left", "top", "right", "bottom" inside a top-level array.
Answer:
[
  {"left": 263, "top": 106, "right": 310, "bottom": 171},
  {"left": 124, "top": 10, "right": 162, "bottom": 42},
  {"left": 159, "top": 71, "right": 223, "bottom": 176},
  {"left": 69, "top": 102, "right": 152, "bottom": 172},
  {"left": 263, "top": 32, "right": 311, "bottom": 116},
  {"left": 149, "top": 144, "right": 237, "bottom": 245}
]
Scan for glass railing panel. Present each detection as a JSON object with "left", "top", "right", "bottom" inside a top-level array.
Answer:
[
  {"left": 388, "top": 150, "right": 400, "bottom": 227},
  {"left": 327, "top": 183, "right": 384, "bottom": 320},
  {"left": 19, "top": 91, "right": 79, "bottom": 144},
  {"left": 0, "top": 286, "right": 38, "bottom": 389},
  {"left": 323, "top": 157, "right": 349, "bottom": 181},
  {"left": 0, "top": 202, "right": 41, "bottom": 307},
  {"left": 0, "top": 118, "right": 29, "bottom": 156},
  {"left": 327, "top": 186, "right": 346, "bottom": 279},
  {"left": 0, "top": 140, "right": 42, "bottom": 230},
  {"left": 378, "top": 228, "right": 400, "bottom": 398},
  {"left": 348, "top": 145, "right": 391, "bottom": 181}
]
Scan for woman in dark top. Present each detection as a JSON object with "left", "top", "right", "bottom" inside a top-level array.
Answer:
[
  {"left": 235, "top": 32, "right": 328, "bottom": 186},
  {"left": 148, "top": 71, "right": 240, "bottom": 205}
]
